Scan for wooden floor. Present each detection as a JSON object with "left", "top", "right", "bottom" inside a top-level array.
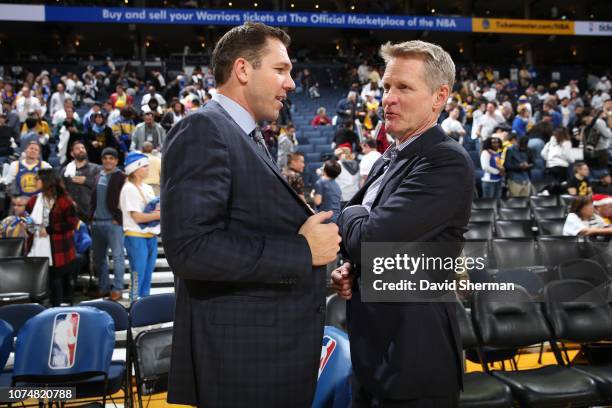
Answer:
[{"left": 15, "top": 346, "right": 580, "bottom": 407}]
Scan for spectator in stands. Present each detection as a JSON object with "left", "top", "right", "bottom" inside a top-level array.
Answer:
[
  {"left": 334, "top": 147, "right": 360, "bottom": 206},
  {"left": 18, "top": 116, "right": 40, "bottom": 152},
  {"left": 504, "top": 136, "right": 533, "bottom": 197},
  {"left": 131, "top": 111, "right": 166, "bottom": 152},
  {"left": 142, "top": 142, "right": 162, "bottom": 196},
  {"left": 21, "top": 112, "right": 51, "bottom": 159},
  {"left": 542, "top": 127, "right": 574, "bottom": 184},
  {"left": 62, "top": 141, "right": 101, "bottom": 221},
  {"left": 152, "top": 70, "right": 166, "bottom": 91},
  {"left": 563, "top": 195, "right": 612, "bottom": 236},
  {"left": 5, "top": 141, "right": 51, "bottom": 197},
  {"left": 585, "top": 109, "right": 612, "bottom": 178},
  {"left": 111, "top": 106, "right": 137, "bottom": 159},
  {"left": 89, "top": 147, "right": 126, "bottom": 301},
  {"left": 593, "top": 194, "right": 612, "bottom": 224},
  {"left": 14, "top": 86, "right": 41, "bottom": 123},
  {"left": 313, "top": 160, "right": 342, "bottom": 223},
  {"left": 440, "top": 107, "right": 465, "bottom": 142},
  {"left": 276, "top": 123, "right": 298, "bottom": 169},
  {"left": 359, "top": 139, "right": 381, "bottom": 187},
  {"left": 311, "top": 107, "right": 332, "bottom": 127},
  {"left": 0, "top": 113, "right": 15, "bottom": 162},
  {"left": 119, "top": 151, "right": 160, "bottom": 301},
  {"left": 57, "top": 106, "right": 84, "bottom": 164},
  {"left": 593, "top": 172, "right": 612, "bottom": 195},
  {"left": 141, "top": 97, "right": 164, "bottom": 121},
  {"left": 81, "top": 102, "right": 101, "bottom": 133},
  {"left": 110, "top": 84, "right": 133, "bottom": 109},
  {"left": 0, "top": 196, "right": 31, "bottom": 240},
  {"left": 567, "top": 162, "right": 592, "bottom": 196},
  {"left": 160, "top": 100, "right": 185, "bottom": 132},
  {"left": 336, "top": 91, "right": 359, "bottom": 123},
  {"left": 141, "top": 85, "right": 166, "bottom": 109},
  {"left": 333, "top": 120, "right": 361, "bottom": 153},
  {"left": 480, "top": 136, "right": 504, "bottom": 198},
  {"left": 49, "top": 82, "right": 71, "bottom": 117},
  {"left": 26, "top": 168, "right": 79, "bottom": 306},
  {"left": 591, "top": 89, "right": 610, "bottom": 110},
  {"left": 52, "top": 99, "right": 80, "bottom": 128},
  {"left": 527, "top": 118, "right": 553, "bottom": 170},
  {"left": 1, "top": 100, "right": 20, "bottom": 140},
  {"left": 282, "top": 151, "right": 306, "bottom": 202},
  {"left": 262, "top": 120, "right": 280, "bottom": 158},
  {"left": 512, "top": 107, "right": 530, "bottom": 137},
  {"left": 86, "top": 112, "right": 119, "bottom": 165},
  {"left": 474, "top": 101, "right": 505, "bottom": 145}
]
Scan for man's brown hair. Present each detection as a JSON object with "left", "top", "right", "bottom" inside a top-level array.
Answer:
[{"left": 212, "top": 22, "right": 291, "bottom": 86}]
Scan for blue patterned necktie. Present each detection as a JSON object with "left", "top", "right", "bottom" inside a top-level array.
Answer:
[{"left": 249, "top": 127, "right": 276, "bottom": 166}]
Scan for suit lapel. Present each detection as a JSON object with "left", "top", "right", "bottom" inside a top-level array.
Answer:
[
  {"left": 347, "top": 157, "right": 386, "bottom": 206},
  {"left": 211, "top": 102, "right": 313, "bottom": 215}
]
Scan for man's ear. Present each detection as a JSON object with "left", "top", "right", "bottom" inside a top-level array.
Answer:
[
  {"left": 433, "top": 85, "right": 450, "bottom": 112},
  {"left": 233, "top": 57, "right": 251, "bottom": 85}
]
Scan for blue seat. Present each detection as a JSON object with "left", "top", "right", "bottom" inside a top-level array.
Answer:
[
  {"left": 315, "top": 144, "right": 332, "bottom": 154},
  {"left": 298, "top": 144, "right": 315, "bottom": 154},
  {"left": 305, "top": 162, "right": 324, "bottom": 186},
  {"left": 0, "top": 303, "right": 46, "bottom": 337},
  {"left": 312, "top": 326, "right": 352, "bottom": 408},
  {"left": 306, "top": 153, "right": 321, "bottom": 163},
  {"left": 321, "top": 128, "right": 335, "bottom": 143},
  {"left": 78, "top": 300, "right": 129, "bottom": 402},
  {"left": 12, "top": 306, "right": 115, "bottom": 404},
  {"left": 0, "top": 319, "right": 13, "bottom": 369},
  {"left": 310, "top": 137, "right": 327, "bottom": 145},
  {"left": 297, "top": 135, "right": 309, "bottom": 145},
  {"left": 130, "top": 293, "right": 175, "bottom": 406},
  {"left": 303, "top": 130, "right": 322, "bottom": 140}
]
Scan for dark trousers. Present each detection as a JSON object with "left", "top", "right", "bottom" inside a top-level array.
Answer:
[
  {"left": 547, "top": 166, "right": 569, "bottom": 184},
  {"left": 350, "top": 376, "right": 459, "bottom": 408},
  {"left": 49, "top": 261, "right": 75, "bottom": 307}
]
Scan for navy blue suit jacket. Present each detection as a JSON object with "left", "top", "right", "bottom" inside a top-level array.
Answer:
[
  {"left": 161, "top": 101, "right": 326, "bottom": 407},
  {"left": 338, "top": 125, "right": 474, "bottom": 400}
]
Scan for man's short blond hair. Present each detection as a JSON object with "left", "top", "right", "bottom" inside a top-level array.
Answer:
[{"left": 379, "top": 40, "right": 455, "bottom": 93}]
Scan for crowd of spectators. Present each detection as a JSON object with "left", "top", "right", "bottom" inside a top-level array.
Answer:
[{"left": 0, "top": 56, "right": 611, "bottom": 303}]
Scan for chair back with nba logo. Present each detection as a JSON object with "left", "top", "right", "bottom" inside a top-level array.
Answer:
[
  {"left": 312, "top": 326, "right": 352, "bottom": 408},
  {"left": 0, "top": 319, "right": 13, "bottom": 370},
  {"left": 11, "top": 306, "right": 115, "bottom": 403}
]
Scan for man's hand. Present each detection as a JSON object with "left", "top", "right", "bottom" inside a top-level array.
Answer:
[
  {"left": 330, "top": 262, "right": 353, "bottom": 300},
  {"left": 298, "top": 211, "right": 341, "bottom": 266}
]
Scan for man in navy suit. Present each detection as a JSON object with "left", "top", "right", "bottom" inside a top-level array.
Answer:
[
  {"left": 162, "top": 22, "right": 340, "bottom": 408},
  {"left": 332, "top": 41, "right": 474, "bottom": 407}
]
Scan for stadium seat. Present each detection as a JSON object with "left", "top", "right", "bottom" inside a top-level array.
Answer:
[
  {"left": 310, "top": 137, "right": 327, "bottom": 145},
  {"left": 312, "top": 326, "right": 351, "bottom": 408},
  {"left": 491, "top": 238, "right": 538, "bottom": 269},
  {"left": 306, "top": 152, "right": 320, "bottom": 162},
  {"left": 0, "top": 319, "right": 12, "bottom": 370},
  {"left": 12, "top": 306, "right": 116, "bottom": 404},
  {"left": 325, "top": 294, "right": 346, "bottom": 332},
  {"left": 462, "top": 241, "right": 490, "bottom": 269},
  {"left": 494, "top": 220, "right": 534, "bottom": 238},
  {"left": 130, "top": 293, "right": 175, "bottom": 407},
  {"left": 133, "top": 326, "right": 173, "bottom": 402},
  {"left": 314, "top": 144, "right": 332, "bottom": 154},
  {"left": 530, "top": 195, "right": 559, "bottom": 208},
  {"left": 456, "top": 304, "right": 513, "bottom": 408},
  {"left": 297, "top": 144, "right": 315, "bottom": 153},
  {"left": 0, "top": 238, "right": 24, "bottom": 258},
  {"left": 469, "top": 209, "right": 495, "bottom": 223},
  {"left": 472, "top": 198, "right": 497, "bottom": 211},
  {"left": 560, "top": 195, "right": 575, "bottom": 207},
  {"left": 537, "top": 236, "right": 584, "bottom": 271},
  {"left": 302, "top": 130, "right": 322, "bottom": 140},
  {"left": 537, "top": 218, "right": 566, "bottom": 236},
  {"left": 495, "top": 268, "right": 545, "bottom": 298},
  {"left": 0, "top": 303, "right": 46, "bottom": 337},
  {"left": 465, "top": 222, "right": 494, "bottom": 241},
  {"left": 499, "top": 197, "right": 529, "bottom": 208},
  {"left": 0, "top": 258, "right": 49, "bottom": 303},
  {"left": 532, "top": 206, "right": 566, "bottom": 220},
  {"left": 543, "top": 280, "right": 612, "bottom": 403},
  {"left": 79, "top": 300, "right": 129, "bottom": 404},
  {"left": 558, "top": 259, "right": 611, "bottom": 298},
  {"left": 472, "top": 286, "right": 599, "bottom": 407},
  {"left": 498, "top": 207, "right": 532, "bottom": 221}
]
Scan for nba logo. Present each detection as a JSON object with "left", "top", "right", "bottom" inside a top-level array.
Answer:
[
  {"left": 318, "top": 336, "right": 337, "bottom": 379},
  {"left": 48, "top": 312, "right": 80, "bottom": 369}
]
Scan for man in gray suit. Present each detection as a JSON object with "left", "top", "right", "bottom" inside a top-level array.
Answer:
[{"left": 162, "top": 22, "right": 340, "bottom": 408}]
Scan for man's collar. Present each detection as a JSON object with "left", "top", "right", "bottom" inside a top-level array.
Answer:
[{"left": 212, "top": 93, "right": 256, "bottom": 135}]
